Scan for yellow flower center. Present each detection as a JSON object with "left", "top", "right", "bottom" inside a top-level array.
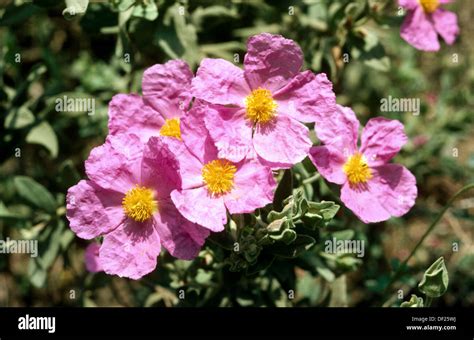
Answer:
[
  {"left": 419, "top": 0, "right": 439, "bottom": 13},
  {"left": 159, "top": 118, "right": 181, "bottom": 139},
  {"left": 122, "top": 185, "right": 157, "bottom": 222},
  {"left": 343, "top": 152, "right": 372, "bottom": 186},
  {"left": 202, "top": 159, "right": 237, "bottom": 196},
  {"left": 245, "top": 88, "right": 277, "bottom": 124}
]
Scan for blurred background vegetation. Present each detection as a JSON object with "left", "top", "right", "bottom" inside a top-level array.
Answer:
[{"left": 0, "top": 0, "right": 473, "bottom": 307}]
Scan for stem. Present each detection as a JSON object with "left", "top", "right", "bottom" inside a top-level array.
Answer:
[
  {"left": 424, "top": 296, "right": 433, "bottom": 307},
  {"left": 303, "top": 173, "right": 320, "bottom": 185},
  {"left": 383, "top": 183, "right": 474, "bottom": 297}
]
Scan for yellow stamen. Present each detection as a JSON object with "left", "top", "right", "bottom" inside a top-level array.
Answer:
[
  {"left": 159, "top": 118, "right": 181, "bottom": 139},
  {"left": 202, "top": 159, "right": 237, "bottom": 196},
  {"left": 122, "top": 185, "right": 157, "bottom": 222},
  {"left": 245, "top": 88, "right": 277, "bottom": 124},
  {"left": 343, "top": 152, "right": 372, "bottom": 187},
  {"left": 419, "top": 0, "right": 439, "bottom": 13}
]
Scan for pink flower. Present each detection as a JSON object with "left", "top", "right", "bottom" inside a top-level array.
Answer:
[
  {"left": 66, "top": 134, "right": 209, "bottom": 279},
  {"left": 108, "top": 59, "right": 193, "bottom": 143},
  {"left": 84, "top": 243, "right": 103, "bottom": 273},
  {"left": 170, "top": 104, "right": 277, "bottom": 231},
  {"left": 191, "top": 33, "right": 336, "bottom": 168},
  {"left": 399, "top": 0, "right": 459, "bottom": 51},
  {"left": 309, "top": 105, "right": 417, "bottom": 223}
]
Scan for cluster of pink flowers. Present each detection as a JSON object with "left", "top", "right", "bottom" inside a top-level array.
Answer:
[{"left": 67, "top": 33, "right": 418, "bottom": 279}]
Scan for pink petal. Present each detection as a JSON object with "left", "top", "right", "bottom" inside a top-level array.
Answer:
[
  {"left": 314, "top": 105, "right": 359, "bottom": 153},
  {"left": 141, "top": 137, "right": 181, "bottom": 198},
  {"left": 360, "top": 117, "right": 407, "bottom": 167},
  {"left": 180, "top": 103, "right": 219, "bottom": 164},
  {"left": 244, "top": 33, "right": 303, "bottom": 92},
  {"left": 340, "top": 164, "right": 417, "bottom": 223},
  {"left": 224, "top": 160, "right": 276, "bottom": 214},
  {"left": 341, "top": 182, "right": 391, "bottom": 223},
  {"left": 398, "top": 0, "right": 419, "bottom": 10},
  {"left": 253, "top": 115, "right": 312, "bottom": 167},
  {"left": 174, "top": 145, "right": 204, "bottom": 190},
  {"left": 400, "top": 7, "right": 440, "bottom": 51},
  {"left": 432, "top": 9, "right": 459, "bottom": 45},
  {"left": 191, "top": 58, "right": 250, "bottom": 106},
  {"left": 204, "top": 106, "right": 253, "bottom": 163},
  {"left": 85, "top": 134, "right": 143, "bottom": 192},
  {"left": 66, "top": 180, "right": 124, "bottom": 239},
  {"left": 170, "top": 187, "right": 226, "bottom": 232},
  {"left": 108, "top": 94, "right": 164, "bottom": 144},
  {"left": 274, "top": 71, "right": 336, "bottom": 124},
  {"left": 372, "top": 164, "right": 417, "bottom": 218},
  {"left": 85, "top": 243, "right": 103, "bottom": 273},
  {"left": 154, "top": 198, "right": 209, "bottom": 260},
  {"left": 308, "top": 146, "right": 347, "bottom": 185},
  {"left": 142, "top": 60, "right": 193, "bottom": 118},
  {"left": 99, "top": 219, "right": 161, "bottom": 280}
]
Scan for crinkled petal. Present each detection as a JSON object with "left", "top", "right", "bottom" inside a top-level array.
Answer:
[
  {"left": 204, "top": 106, "right": 253, "bottom": 163},
  {"left": 142, "top": 137, "right": 181, "bottom": 198},
  {"left": 341, "top": 164, "right": 417, "bottom": 223},
  {"left": 432, "top": 9, "right": 459, "bottom": 45},
  {"left": 85, "top": 243, "right": 103, "bottom": 273},
  {"left": 360, "top": 117, "right": 407, "bottom": 167},
  {"left": 154, "top": 198, "right": 209, "bottom": 260},
  {"left": 308, "top": 146, "right": 347, "bottom": 185},
  {"left": 341, "top": 182, "right": 391, "bottom": 224},
  {"left": 244, "top": 33, "right": 303, "bottom": 92},
  {"left": 224, "top": 160, "right": 276, "bottom": 214},
  {"left": 142, "top": 59, "right": 193, "bottom": 118},
  {"left": 315, "top": 104, "right": 359, "bottom": 153},
  {"left": 66, "top": 180, "right": 124, "bottom": 239},
  {"left": 170, "top": 188, "right": 226, "bottom": 232},
  {"left": 274, "top": 71, "right": 336, "bottom": 123},
  {"left": 180, "top": 104, "right": 219, "bottom": 164},
  {"left": 191, "top": 58, "right": 250, "bottom": 106},
  {"left": 99, "top": 219, "right": 161, "bottom": 280},
  {"left": 372, "top": 164, "right": 417, "bottom": 218},
  {"left": 400, "top": 7, "right": 440, "bottom": 51},
  {"left": 253, "top": 115, "right": 311, "bottom": 167},
  {"left": 108, "top": 94, "right": 164, "bottom": 144},
  {"left": 85, "top": 134, "right": 143, "bottom": 192}
]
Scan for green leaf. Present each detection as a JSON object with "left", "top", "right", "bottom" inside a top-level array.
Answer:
[
  {"left": 4, "top": 106, "right": 35, "bottom": 129},
  {"left": 0, "top": 4, "right": 40, "bottom": 26},
  {"left": 40, "top": 220, "right": 64, "bottom": 268},
  {"left": 0, "top": 201, "right": 27, "bottom": 220},
  {"left": 28, "top": 259, "right": 47, "bottom": 287},
  {"left": 418, "top": 257, "right": 449, "bottom": 298},
  {"left": 63, "top": 0, "right": 89, "bottom": 19},
  {"left": 302, "top": 201, "right": 340, "bottom": 229},
  {"left": 401, "top": 294, "right": 424, "bottom": 308},
  {"left": 26, "top": 121, "right": 59, "bottom": 158},
  {"left": 14, "top": 176, "right": 56, "bottom": 213}
]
